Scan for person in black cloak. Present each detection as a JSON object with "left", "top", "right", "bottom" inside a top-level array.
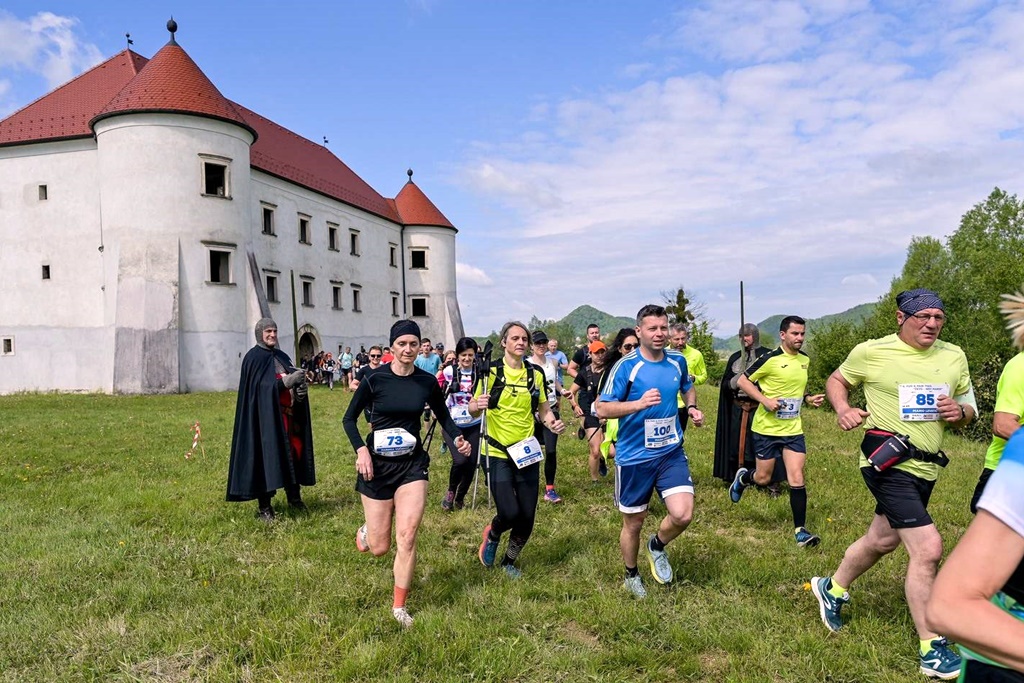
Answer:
[
  {"left": 226, "top": 317, "right": 315, "bottom": 520},
  {"left": 714, "top": 323, "right": 781, "bottom": 485}
]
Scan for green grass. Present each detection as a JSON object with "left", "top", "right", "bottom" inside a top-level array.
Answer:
[{"left": 0, "top": 386, "right": 985, "bottom": 682}]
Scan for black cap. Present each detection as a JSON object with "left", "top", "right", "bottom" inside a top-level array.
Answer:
[{"left": 531, "top": 330, "right": 549, "bottom": 345}]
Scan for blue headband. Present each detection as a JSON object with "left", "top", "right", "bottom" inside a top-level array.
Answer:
[{"left": 896, "top": 289, "right": 944, "bottom": 316}]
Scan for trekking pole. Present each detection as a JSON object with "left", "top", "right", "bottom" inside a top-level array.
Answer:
[{"left": 471, "top": 342, "right": 493, "bottom": 510}]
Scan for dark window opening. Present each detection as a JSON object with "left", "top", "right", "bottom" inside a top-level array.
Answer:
[
  {"left": 204, "top": 162, "right": 227, "bottom": 196},
  {"left": 262, "top": 207, "right": 275, "bottom": 235},
  {"left": 411, "top": 297, "right": 427, "bottom": 317},
  {"left": 266, "top": 275, "right": 278, "bottom": 302},
  {"left": 391, "top": 295, "right": 399, "bottom": 316},
  {"left": 333, "top": 286, "right": 342, "bottom": 309},
  {"left": 38, "top": 185, "right": 48, "bottom": 201},
  {"left": 41, "top": 265, "right": 51, "bottom": 280},
  {"left": 209, "top": 250, "right": 230, "bottom": 284},
  {"left": 352, "top": 289, "right": 362, "bottom": 312},
  {"left": 2, "top": 338, "right": 12, "bottom": 355},
  {"left": 302, "top": 281, "right": 313, "bottom": 306},
  {"left": 410, "top": 249, "right": 427, "bottom": 269},
  {"left": 329, "top": 226, "right": 338, "bottom": 250},
  {"left": 299, "top": 217, "right": 310, "bottom": 244},
  {"left": 350, "top": 232, "right": 360, "bottom": 256},
  {"left": 389, "top": 245, "right": 397, "bottom": 267}
]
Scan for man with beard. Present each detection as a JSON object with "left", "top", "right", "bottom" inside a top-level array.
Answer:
[
  {"left": 714, "top": 323, "right": 772, "bottom": 483},
  {"left": 227, "top": 318, "right": 315, "bottom": 520}
]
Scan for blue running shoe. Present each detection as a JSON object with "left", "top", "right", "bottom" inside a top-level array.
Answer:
[
  {"left": 502, "top": 564, "right": 523, "bottom": 580},
  {"left": 795, "top": 527, "right": 821, "bottom": 548},
  {"left": 647, "top": 534, "right": 674, "bottom": 584},
  {"left": 810, "top": 576, "right": 849, "bottom": 632},
  {"left": 730, "top": 467, "right": 749, "bottom": 504},
  {"left": 919, "top": 638, "right": 961, "bottom": 680},
  {"left": 478, "top": 524, "right": 498, "bottom": 568}
]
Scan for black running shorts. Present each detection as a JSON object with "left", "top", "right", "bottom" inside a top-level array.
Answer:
[
  {"left": 356, "top": 452, "right": 430, "bottom": 500},
  {"left": 860, "top": 466, "right": 936, "bottom": 529}
]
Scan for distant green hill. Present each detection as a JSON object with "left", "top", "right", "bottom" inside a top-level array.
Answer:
[
  {"left": 559, "top": 305, "right": 635, "bottom": 339},
  {"left": 713, "top": 302, "right": 876, "bottom": 352}
]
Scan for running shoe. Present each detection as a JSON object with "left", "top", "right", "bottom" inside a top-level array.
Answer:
[
  {"left": 478, "top": 524, "right": 498, "bottom": 568},
  {"left": 919, "top": 638, "right": 961, "bottom": 680},
  {"left": 502, "top": 564, "right": 523, "bottom": 580},
  {"left": 355, "top": 524, "right": 369, "bottom": 553},
  {"left": 544, "top": 489, "right": 563, "bottom": 504},
  {"left": 578, "top": 427, "right": 586, "bottom": 440},
  {"left": 598, "top": 457, "right": 608, "bottom": 477},
  {"left": 392, "top": 607, "right": 414, "bottom": 629},
  {"left": 441, "top": 490, "right": 455, "bottom": 512},
  {"left": 795, "top": 527, "right": 821, "bottom": 548},
  {"left": 810, "top": 576, "right": 849, "bottom": 632},
  {"left": 646, "top": 534, "right": 674, "bottom": 584},
  {"left": 623, "top": 574, "right": 647, "bottom": 599},
  {"left": 730, "top": 467, "right": 749, "bottom": 503}
]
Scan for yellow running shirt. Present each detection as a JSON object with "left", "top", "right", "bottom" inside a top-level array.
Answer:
[
  {"left": 839, "top": 333, "right": 975, "bottom": 481},
  {"left": 474, "top": 362, "right": 547, "bottom": 460},
  {"left": 983, "top": 352, "right": 1024, "bottom": 470},
  {"left": 745, "top": 348, "right": 810, "bottom": 437}
]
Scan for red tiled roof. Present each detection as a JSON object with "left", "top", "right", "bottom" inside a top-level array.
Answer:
[
  {"left": 394, "top": 179, "right": 456, "bottom": 229},
  {"left": 0, "top": 49, "right": 147, "bottom": 146},
  {"left": 236, "top": 103, "right": 400, "bottom": 223},
  {"left": 0, "top": 40, "right": 452, "bottom": 227},
  {"left": 92, "top": 41, "right": 254, "bottom": 139}
]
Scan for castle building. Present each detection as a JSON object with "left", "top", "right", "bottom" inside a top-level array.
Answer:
[{"left": 0, "top": 22, "right": 464, "bottom": 394}]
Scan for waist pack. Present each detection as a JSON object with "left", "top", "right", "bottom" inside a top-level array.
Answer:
[{"left": 860, "top": 429, "right": 949, "bottom": 472}]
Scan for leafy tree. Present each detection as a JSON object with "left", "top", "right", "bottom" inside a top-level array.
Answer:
[{"left": 662, "top": 285, "right": 724, "bottom": 383}]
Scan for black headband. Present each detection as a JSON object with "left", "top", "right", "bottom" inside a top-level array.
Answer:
[{"left": 389, "top": 319, "right": 422, "bottom": 346}]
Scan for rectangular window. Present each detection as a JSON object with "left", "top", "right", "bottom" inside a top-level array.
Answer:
[
  {"left": 391, "top": 294, "right": 399, "bottom": 317},
  {"left": 350, "top": 230, "right": 360, "bottom": 256},
  {"left": 411, "top": 297, "right": 428, "bottom": 317},
  {"left": 302, "top": 280, "right": 313, "bottom": 306},
  {"left": 298, "top": 215, "right": 311, "bottom": 244},
  {"left": 389, "top": 243, "right": 398, "bottom": 267},
  {"left": 200, "top": 157, "right": 231, "bottom": 200},
  {"left": 209, "top": 250, "right": 231, "bottom": 284},
  {"left": 1, "top": 337, "right": 13, "bottom": 355},
  {"left": 266, "top": 275, "right": 278, "bottom": 303},
  {"left": 41, "top": 265, "right": 51, "bottom": 280},
  {"left": 328, "top": 223, "right": 339, "bottom": 251},
  {"left": 352, "top": 287, "right": 362, "bottom": 312},
  {"left": 262, "top": 206, "right": 275, "bottom": 235},
  {"left": 410, "top": 249, "right": 427, "bottom": 269},
  {"left": 38, "top": 185, "right": 48, "bottom": 201},
  {"left": 333, "top": 285, "right": 342, "bottom": 309}
]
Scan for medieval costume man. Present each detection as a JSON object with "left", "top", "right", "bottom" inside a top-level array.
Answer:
[
  {"left": 227, "top": 318, "right": 315, "bottom": 520},
  {"left": 714, "top": 323, "right": 774, "bottom": 484}
]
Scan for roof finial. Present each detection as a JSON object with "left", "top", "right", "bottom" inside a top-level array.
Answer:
[
  {"left": 323, "top": 136, "right": 329, "bottom": 146},
  {"left": 167, "top": 17, "right": 178, "bottom": 46},
  {"left": 125, "top": 32, "right": 134, "bottom": 48},
  {"left": 407, "top": 168, "right": 414, "bottom": 182}
]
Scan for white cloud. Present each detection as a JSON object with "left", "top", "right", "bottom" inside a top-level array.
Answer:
[
  {"left": 455, "top": 2, "right": 1024, "bottom": 335},
  {"left": 0, "top": 10, "right": 102, "bottom": 94},
  {"left": 456, "top": 262, "right": 494, "bottom": 287}
]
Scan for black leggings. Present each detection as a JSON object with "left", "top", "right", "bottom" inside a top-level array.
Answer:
[
  {"left": 442, "top": 423, "right": 481, "bottom": 503},
  {"left": 487, "top": 456, "right": 539, "bottom": 542},
  {"left": 534, "top": 409, "right": 559, "bottom": 486}
]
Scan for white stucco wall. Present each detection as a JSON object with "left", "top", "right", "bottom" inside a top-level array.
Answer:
[{"left": 404, "top": 225, "right": 460, "bottom": 347}]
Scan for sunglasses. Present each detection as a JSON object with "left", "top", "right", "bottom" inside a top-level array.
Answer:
[
  {"left": 621, "top": 343, "right": 637, "bottom": 351},
  {"left": 369, "top": 354, "right": 382, "bottom": 359}
]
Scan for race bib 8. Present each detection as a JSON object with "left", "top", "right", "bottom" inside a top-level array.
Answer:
[
  {"left": 507, "top": 435, "right": 544, "bottom": 469},
  {"left": 373, "top": 428, "right": 417, "bottom": 457},
  {"left": 644, "top": 416, "right": 679, "bottom": 449},
  {"left": 898, "top": 383, "right": 949, "bottom": 422},
  {"left": 776, "top": 397, "right": 803, "bottom": 420}
]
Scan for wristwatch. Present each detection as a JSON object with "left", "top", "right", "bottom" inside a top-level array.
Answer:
[{"left": 686, "top": 404, "right": 698, "bottom": 413}]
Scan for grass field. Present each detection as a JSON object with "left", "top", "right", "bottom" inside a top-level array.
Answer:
[{"left": 0, "top": 385, "right": 987, "bottom": 682}]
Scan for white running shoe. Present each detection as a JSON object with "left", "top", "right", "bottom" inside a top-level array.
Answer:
[
  {"left": 392, "top": 607, "right": 414, "bottom": 629},
  {"left": 624, "top": 575, "right": 647, "bottom": 599}
]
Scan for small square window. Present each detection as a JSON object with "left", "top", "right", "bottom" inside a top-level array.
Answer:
[
  {"left": 302, "top": 280, "right": 313, "bottom": 306},
  {"left": 299, "top": 216, "right": 311, "bottom": 244},
  {"left": 328, "top": 224, "right": 339, "bottom": 251},
  {"left": 41, "top": 264, "right": 51, "bottom": 280},
  {"left": 203, "top": 162, "right": 228, "bottom": 197},
  {"left": 410, "top": 249, "right": 427, "bottom": 269},
  {"left": 266, "top": 275, "right": 278, "bottom": 302},
  {"left": 389, "top": 244, "right": 398, "bottom": 267},
  {"left": 262, "top": 207, "right": 275, "bottom": 235},
  {"left": 391, "top": 295, "right": 399, "bottom": 317},
  {"left": 209, "top": 250, "right": 231, "bottom": 284},
  {"left": 38, "top": 185, "right": 48, "bottom": 201},
  {"left": 411, "top": 297, "right": 428, "bottom": 317},
  {"left": 352, "top": 288, "right": 362, "bottom": 312},
  {"left": 1, "top": 337, "right": 13, "bottom": 355},
  {"left": 333, "top": 285, "right": 342, "bottom": 309},
  {"left": 350, "top": 230, "right": 360, "bottom": 256}
]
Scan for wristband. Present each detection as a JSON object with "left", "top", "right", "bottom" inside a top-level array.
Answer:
[
  {"left": 959, "top": 404, "right": 967, "bottom": 421},
  {"left": 686, "top": 404, "right": 698, "bottom": 412}
]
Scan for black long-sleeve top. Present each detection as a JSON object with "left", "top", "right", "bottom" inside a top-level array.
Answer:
[{"left": 343, "top": 365, "right": 461, "bottom": 458}]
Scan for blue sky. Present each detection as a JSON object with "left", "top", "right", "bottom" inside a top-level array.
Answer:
[{"left": 4, "top": 1, "right": 1024, "bottom": 337}]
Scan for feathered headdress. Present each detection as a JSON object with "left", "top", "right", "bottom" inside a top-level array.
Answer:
[{"left": 1000, "top": 290, "right": 1024, "bottom": 350}]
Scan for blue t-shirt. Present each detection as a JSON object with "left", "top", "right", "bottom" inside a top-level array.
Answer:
[
  {"left": 599, "top": 349, "right": 692, "bottom": 465},
  {"left": 414, "top": 353, "right": 442, "bottom": 376},
  {"left": 546, "top": 350, "right": 568, "bottom": 382}
]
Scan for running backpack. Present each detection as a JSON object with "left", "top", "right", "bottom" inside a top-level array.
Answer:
[{"left": 486, "top": 359, "right": 539, "bottom": 413}]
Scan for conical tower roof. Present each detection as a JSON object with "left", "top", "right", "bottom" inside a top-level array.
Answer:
[{"left": 394, "top": 171, "right": 455, "bottom": 229}]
